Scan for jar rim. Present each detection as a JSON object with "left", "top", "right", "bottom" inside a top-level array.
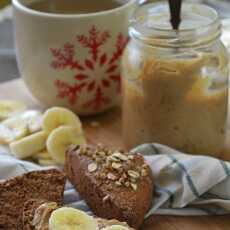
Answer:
[{"left": 130, "top": 2, "right": 221, "bottom": 48}]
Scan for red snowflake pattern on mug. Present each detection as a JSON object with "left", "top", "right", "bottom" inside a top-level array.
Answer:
[{"left": 50, "top": 25, "right": 129, "bottom": 111}]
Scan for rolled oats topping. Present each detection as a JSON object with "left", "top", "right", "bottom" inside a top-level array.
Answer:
[
  {"left": 125, "top": 181, "right": 130, "bottom": 187},
  {"left": 128, "top": 155, "right": 134, "bottom": 160},
  {"left": 107, "top": 173, "right": 117, "bottom": 181},
  {"left": 115, "top": 181, "right": 122, "bottom": 186},
  {"left": 102, "top": 194, "right": 110, "bottom": 202},
  {"left": 128, "top": 170, "right": 140, "bottom": 179},
  {"left": 107, "top": 155, "right": 120, "bottom": 163},
  {"left": 141, "top": 169, "right": 148, "bottom": 177},
  {"left": 112, "top": 152, "right": 128, "bottom": 161},
  {"left": 74, "top": 145, "right": 150, "bottom": 191},
  {"left": 88, "top": 163, "right": 98, "bottom": 173},
  {"left": 112, "top": 162, "right": 122, "bottom": 170},
  {"left": 131, "top": 183, "right": 137, "bottom": 191}
]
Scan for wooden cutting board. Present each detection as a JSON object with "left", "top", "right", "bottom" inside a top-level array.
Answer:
[{"left": 0, "top": 79, "right": 230, "bottom": 230}]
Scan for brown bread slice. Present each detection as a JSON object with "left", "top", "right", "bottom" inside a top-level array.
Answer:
[
  {"left": 65, "top": 145, "right": 153, "bottom": 229},
  {"left": 0, "top": 169, "right": 66, "bottom": 230}
]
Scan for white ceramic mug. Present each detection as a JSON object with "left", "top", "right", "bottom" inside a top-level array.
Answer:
[{"left": 12, "top": 0, "right": 137, "bottom": 115}]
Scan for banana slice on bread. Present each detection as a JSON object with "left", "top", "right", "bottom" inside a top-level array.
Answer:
[{"left": 49, "top": 207, "right": 97, "bottom": 230}]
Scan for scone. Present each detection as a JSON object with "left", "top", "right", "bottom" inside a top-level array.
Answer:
[
  {"left": 0, "top": 169, "right": 66, "bottom": 230},
  {"left": 65, "top": 144, "right": 153, "bottom": 229}
]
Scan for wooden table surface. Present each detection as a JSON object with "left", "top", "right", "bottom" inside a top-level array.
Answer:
[{"left": 1, "top": 79, "right": 230, "bottom": 230}]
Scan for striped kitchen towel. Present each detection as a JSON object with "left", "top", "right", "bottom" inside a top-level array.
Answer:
[
  {"left": 132, "top": 144, "right": 230, "bottom": 216},
  {"left": 1, "top": 143, "right": 230, "bottom": 216}
]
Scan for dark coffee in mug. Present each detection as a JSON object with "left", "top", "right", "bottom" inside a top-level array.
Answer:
[{"left": 27, "top": 0, "right": 125, "bottom": 14}]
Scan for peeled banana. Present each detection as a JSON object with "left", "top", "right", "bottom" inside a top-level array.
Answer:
[
  {"left": 47, "top": 126, "right": 86, "bottom": 165},
  {"left": 42, "top": 107, "right": 82, "bottom": 134},
  {"left": 9, "top": 131, "right": 47, "bottom": 159},
  {"left": 49, "top": 207, "right": 98, "bottom": 230},
  {"left": 0, "top": 100, "right": 26, "bottom": 121}
]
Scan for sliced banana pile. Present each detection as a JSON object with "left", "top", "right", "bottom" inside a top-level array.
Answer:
[
  {"left": 0, "top": 100, "right": 86, "bottom": 166},
  {"left": 49, "top": 207, "right": 129, "bottom": 230}
]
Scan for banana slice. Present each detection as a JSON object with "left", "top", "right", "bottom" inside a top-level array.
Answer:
[
  {"left": 47, "top": 126, "right": 86, "bottom": 165},
  {"left": 38, "top": 158, "right": 56, "bottom": 166},
  {"left": 21, "top": 110, "right": 43, "bottom": 133},
  {"left": 49, "top": 207, "right": 97, "bottom": 230},
  {"left": 0, "top": 100, "right": 26, "bottom": 121},
  {"left": 101, "top": 226, "right": 130, "bottom": 230},
  {"left": 0, "top": 122, "right": 28, "bottom": 144},
  {"left": 42, "top": 107, "right": 82, "bottom": 134},
  {"left": 9, "top": 131, "right": 47, "bottom": 159},
  {"left": 32, "top": 150, "right": 55, "bottom": 166},
  {"left": 0, "top": 110, "right": 43, "bottom": 144},
  {"left": 33, "top": 150, "right": 52, "bottom": 160}
]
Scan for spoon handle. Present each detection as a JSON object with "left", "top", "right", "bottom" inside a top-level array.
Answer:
[{"left": 168, "top": 0, "right": 183, "bottom": 30}]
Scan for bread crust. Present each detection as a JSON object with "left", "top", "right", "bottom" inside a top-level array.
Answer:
[{"left": 65, "top": 145, "right": 153, "bottom": 229}]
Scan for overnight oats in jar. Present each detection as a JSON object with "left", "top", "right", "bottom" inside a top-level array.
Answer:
[{"left": 122, "top": 3, "right": 229, "bottom": 156}]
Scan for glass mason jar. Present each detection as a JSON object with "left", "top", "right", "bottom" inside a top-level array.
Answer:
[{"left": 122, "top": 2, "right": 229, "bottom": 157}]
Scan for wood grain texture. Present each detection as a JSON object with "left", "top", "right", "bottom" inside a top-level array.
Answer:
[{"left": 0, "top": 79, "right": 230, "bottom": 230}]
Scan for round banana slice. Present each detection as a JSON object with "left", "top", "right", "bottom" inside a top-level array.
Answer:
[
  {"left": 0, "top": 100, "right": 26, "bottom": 121},
  {"left": 49, "top": 207, "right": 97, "bottom": 230},
  {"left": 38, "top": 158, "right": 56, "bottom": 166},
  {"left": 20, "top": 110, "right": 43, "bottom": 133},
  {"left": 0, "top": 110, "right": 43, "bottom": 144},
  {"left": 47, "top": 126, "right": 86, "bottom": 165},
  {"left": 0, "top": 123, "right": 28, "bottom": 144},
  {"left": 34, "top": 150, "right": 51, "bottom": 160},
  {"left": 101, "top": 225, "right": 130, "bottom": 230},
  {"left": 9, "top": 131, "right": 47, "bottom": 159},
  {"left": 33, "top": 150, "right": 52, "bottom": 160},
  {"left": 42, "top": 107, "right": 82, "bottom": 134}
]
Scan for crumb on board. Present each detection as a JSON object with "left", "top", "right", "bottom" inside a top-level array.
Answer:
[{"left": 90, "top": 121, "right": 100, "bottom": 128}]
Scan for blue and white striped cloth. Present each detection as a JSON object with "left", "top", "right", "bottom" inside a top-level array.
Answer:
[{"left": 1, "top": 143, "right": 230, "bottom": 217}]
